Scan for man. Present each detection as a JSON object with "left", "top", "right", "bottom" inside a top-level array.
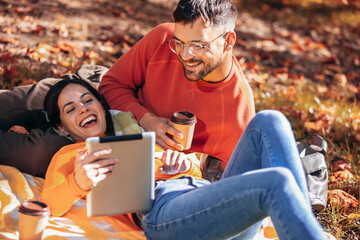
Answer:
[{"left": 99, "top": 0, "right": 255, "bottom": 170}]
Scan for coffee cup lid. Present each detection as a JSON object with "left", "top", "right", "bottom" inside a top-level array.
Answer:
[
  {"left": 171, "top": 111, "right": 197, "bottom": 125},
  {"left": 19, "top": 200, "right": 50, "bottom": 217}
]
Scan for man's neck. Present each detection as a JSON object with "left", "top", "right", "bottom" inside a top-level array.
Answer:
[{"left": 203, "top": 55, "right": 233, "bottom": 83}]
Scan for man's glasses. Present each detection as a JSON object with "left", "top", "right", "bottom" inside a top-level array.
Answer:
[{"left": 167, "top": 31, "right": 228, "bottom": 57}]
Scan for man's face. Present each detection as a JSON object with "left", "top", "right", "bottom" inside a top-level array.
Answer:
[{"left": 174, "top": 18, "right": 228, "bottom": 82}]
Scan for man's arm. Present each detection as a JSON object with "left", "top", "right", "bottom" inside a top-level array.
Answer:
[{"left": 99, "top": 24, "right": 183, "bottom": 150}]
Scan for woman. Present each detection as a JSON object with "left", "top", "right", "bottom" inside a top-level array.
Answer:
[{"left": 40, "top": 79, "right": 327, "bottom": 240}]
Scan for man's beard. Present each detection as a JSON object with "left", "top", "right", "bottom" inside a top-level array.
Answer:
[{"left": 178, "top": 56, "right": 222, "bottom": 82}]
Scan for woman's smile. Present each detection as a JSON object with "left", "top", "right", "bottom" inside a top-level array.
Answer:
[
  {"left": 80, "top": 114, "right": 98, "bottom": 128},
  {"left": 57, "top": 84, "right": 107, "bottom": 141}
]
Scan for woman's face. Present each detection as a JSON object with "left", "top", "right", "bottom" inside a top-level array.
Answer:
[{"left": 57, "top": 83, "right": 107, "bottom": 141}]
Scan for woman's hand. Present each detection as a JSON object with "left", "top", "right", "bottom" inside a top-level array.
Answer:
[
  {"left": 74, "top": 148, "right": 118, "bottom": 191},
  {"left": 159, "top": 149, "right": 190, "bottom": 174}
]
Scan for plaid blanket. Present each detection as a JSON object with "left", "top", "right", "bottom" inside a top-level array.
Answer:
[{"left": 0, "top": 163, "right": 281, "bottom": 239}]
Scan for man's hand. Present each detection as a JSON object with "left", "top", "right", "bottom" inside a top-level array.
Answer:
[
  {"left": 74, "top": 148, "right": 118, "bottom": 191},
  {"left": 8, "top": 125, "right": 29, "bottom": 135},
  {"left": 139, "top": 112, "right": 184, "bottom": 151},
  {"left": 158, "top": 149, "right": 191, "bottom": 174}
]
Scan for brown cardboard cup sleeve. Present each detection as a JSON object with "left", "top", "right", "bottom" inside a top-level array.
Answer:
[{"left": 170, "top": 111, "right": 197, "bottom": 150}]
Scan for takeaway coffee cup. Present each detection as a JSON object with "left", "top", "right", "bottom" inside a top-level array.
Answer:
[
  {"left": 18, "top": 200, "right": 50, "bottom": 240},
  {"left": 170, "top": 111, "right": 197, "bottom": 150}
]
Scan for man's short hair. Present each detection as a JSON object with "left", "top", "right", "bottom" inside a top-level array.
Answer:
[{"left": 173, "top": 0, "right": 237, "bottom": 30}]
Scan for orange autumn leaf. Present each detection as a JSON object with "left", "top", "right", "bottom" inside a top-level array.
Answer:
[
  {"left": 329, "top": 189, "right": 358, "bottom": 211},
  {"left": 0, "top": 36, "right": 19, "bottom": 45},
  {"left": 86, "top": 51, "right": 99, "bottom": 59},
  {"left": 304, "top": 120, "right": 323, "bottom": 132},
  {"left": 331, "top": 160, "right": 352, "bottom": 172},
  {"left": 59, "top": 59, "right": 71, "bottom": 67},
  {"left": 292, "top": 42, "right": 303, "bottom": 51},
  {"left": 32, "top": 25, "right": 42, "bottom": 34},
  {"left": 333, "top": 170, "right": 354, "bottom": 181},
  {"left": 57, "top": 41, "right": 76, "bottom": 53},
  {"left": 14, "top": 6, "right": 32, "bottom": 13},
  {"left": 21, "top": 15, "right": 33, "bottom": 22},
  {"left": 2, "top": 27, "right": 17, "bottom": 34},
  {"left": 285, "top": 85, "right": 296, "bottom": 100},
  {"left": 32, "top": 52, "right": 40, "bottom": 61},
  {"left": 73, "top": 48, "right": 84, "bottom": 58}
]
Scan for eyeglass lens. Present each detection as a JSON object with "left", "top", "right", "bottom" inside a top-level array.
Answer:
[{"left": 168, "top": 39, "right": 204, "bottom": 56}]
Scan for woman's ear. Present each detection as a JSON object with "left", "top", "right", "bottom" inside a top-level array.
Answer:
[
  {"left": 225, "top": 31, "right": 236, "bottom": 51},
  {"left": 57, "top": 124, "right": 70, "bottom": 137}
]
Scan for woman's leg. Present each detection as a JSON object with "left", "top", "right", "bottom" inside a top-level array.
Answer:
[
  {"left": 142, "top": 168, "right": 326, "bottom": 240},
  {"left": 223, "top": 110, "right": 309, "bottom": 204}
]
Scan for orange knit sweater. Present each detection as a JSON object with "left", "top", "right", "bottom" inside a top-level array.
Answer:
[{"left": 99, "top": 23, "right": 256, "bottom": 168}]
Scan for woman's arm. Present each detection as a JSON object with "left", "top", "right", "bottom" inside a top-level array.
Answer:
[
  {"left": 40, "top": 143, "right": 89, "bottom": 216},
  {"left": 40, "top": 142, "right": 118, "bottom": 217}
]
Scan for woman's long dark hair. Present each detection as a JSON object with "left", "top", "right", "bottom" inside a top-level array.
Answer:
[{"left": 44, "top": 78, "right": 115, "bottom": 137}]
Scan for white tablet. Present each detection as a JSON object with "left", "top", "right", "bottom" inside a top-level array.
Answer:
[{"left": 85, "top": 132, "right": 155, "bottom": 217}]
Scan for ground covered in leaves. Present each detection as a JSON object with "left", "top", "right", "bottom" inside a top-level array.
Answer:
[{"left": 1, "top": 0, "right": 360, "bottom": 239}]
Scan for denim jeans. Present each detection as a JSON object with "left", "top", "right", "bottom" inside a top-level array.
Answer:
[{"left": 141, "top": 110, "right": 326, "bottom": 240}]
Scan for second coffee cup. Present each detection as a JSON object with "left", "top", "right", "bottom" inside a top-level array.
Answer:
[
  {"left": 170, "top": 111, "right": 197, "bottom": 150},
  {"left": 18, "top": 200, "right": 50, "bottom": 240}
]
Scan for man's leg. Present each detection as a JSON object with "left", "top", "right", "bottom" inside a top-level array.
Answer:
[{"left": 223, "top": 110, "right": 309, "bottom": 203}]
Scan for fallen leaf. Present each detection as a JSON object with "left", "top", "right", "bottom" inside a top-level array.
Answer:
[
  {"left": 328, "top": 189, "right": 358, "bottom": 211},
  {"left": 292, "top": 42, "right": 303, "bottom": 51},
  {"left": 73, "top": 48, "right": 84, "bottom": 58},
  {"left": 86, "top": 51, "right": 99, "bottom": 59},
  {"left": 2, "top": 27, "right": 17, "bottom": 34},
  {"left": 304, "top": 120, "right": 323, "bottom": 132},
  {"left": 32, "top": 52, "right": 40, "bottom": 61},
  {"left": 334, "top": 73, "right": 347, "bottom": 87},
  {"left": 0, "top": 36, "right": 19, "bottom": 45},
  {"left": 21, "top": 15, "right": 33, "bottom": 22},
  {"left": 331, "top": 159, "right": 352, "bottom": 172},
  {"left": 333, "top": 170, "right": 354, "bottom": 181},
  {"left": 32, "top": 25, "right": 42, "bottom": 34},
  {"left": 59, "top": 59, "right": 71, "bottom": 67},
  {"left": 14, "top": 7, "right": 32, "bottom": 13},
  {"left": 57, "top": 41, "right": 76, "bottom": 53}
]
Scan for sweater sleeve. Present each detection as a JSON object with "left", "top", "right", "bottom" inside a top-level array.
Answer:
[
  {"left": 40, "top": 143, "right": 89, "bottom": 217},
  {"left": 98, "top": 23, "right": 174, "bottom": 121}
]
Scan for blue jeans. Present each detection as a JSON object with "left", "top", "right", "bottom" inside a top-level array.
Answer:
[{"left": 141, "top": 110, "right": 326, "bottom": 240}]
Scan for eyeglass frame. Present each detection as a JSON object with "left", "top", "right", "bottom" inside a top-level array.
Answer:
[{"left": 167, "top": 31, "right": 228, "bottom": 57}]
